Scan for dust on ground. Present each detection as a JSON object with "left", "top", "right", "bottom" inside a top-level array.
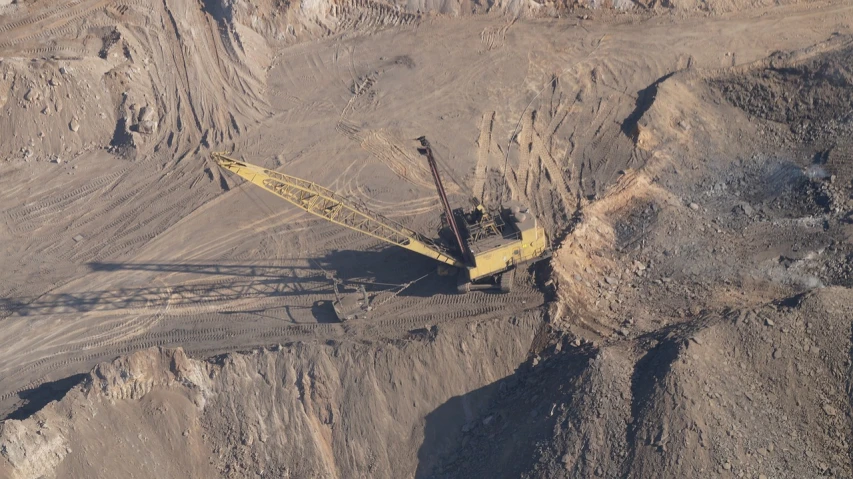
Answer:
[{"left": 0, "top": 0, "right": 852, "bottom": 478}]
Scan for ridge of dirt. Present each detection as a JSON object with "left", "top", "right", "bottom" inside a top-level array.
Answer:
[
  {"left": 0, "top": 314, "right": 542, "bottom": 479},
  {"left": 434, "top": 289, "right": 851, "bottom": 478}
]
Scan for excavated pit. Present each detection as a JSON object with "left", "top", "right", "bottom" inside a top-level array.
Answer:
[{"left": 1, "top": 1, "right": 853, "bottom": 478}]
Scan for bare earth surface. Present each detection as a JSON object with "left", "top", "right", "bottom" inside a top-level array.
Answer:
[{"left": 0, "top": 0, "right": 852, "bottom": 478}]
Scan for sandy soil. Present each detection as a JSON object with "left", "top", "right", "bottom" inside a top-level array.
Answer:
[{"left": 0, "top": 0, "right": 852, "bottom": 477}]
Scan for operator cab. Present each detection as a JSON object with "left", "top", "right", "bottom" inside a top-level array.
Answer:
[{"left": 438, "top": 199, "right": 532, "bottom": 259}]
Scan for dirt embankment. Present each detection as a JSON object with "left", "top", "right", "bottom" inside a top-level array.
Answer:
[
  {"left": 445, "top": 288, "right": 852, "bottom": 479},
  {"left": 0, "top": 315, "right": 541, "bottom": 479},
  {"left": 532, "top": 40, "right": 853, "bottom": 479},
  {"left": 418, "top": 39, "right": 853, "bottom": 478}
]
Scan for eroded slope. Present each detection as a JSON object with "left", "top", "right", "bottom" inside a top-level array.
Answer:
[{"left": 0, "top": 315, "right": 541, "bottom": 479}]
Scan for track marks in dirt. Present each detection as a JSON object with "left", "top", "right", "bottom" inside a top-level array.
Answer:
[
  {"left": 339, "top": 173, "right": 438, "bottom": 215},
  {"left": 0, "top": 0, "right": 110, "bottom": 48},
  {"left": 0, "top": 1, "right": 85, "bottom": 35},
  {"left": 511, "top": 108, "right": 575, "bottom": 233},
  {"left": 332, "top": 120, "right": 453, "bottom": 214},
  {"left": 0, "top": 281, "right": 542, "bottom": 411},
  {"left": 499, "top": 31, "right": 683, "bottom": 235},
  {"left": 331, "top": 0, "right": 419, "bottom": 34},
  {"left": 479, "top": 22, "right": 511, "bottom": 53},
  {"left": 3, "top": 168, "right": 129, "bottom": 234},
  {"left": 360, "top": 130, "right": 446, "bottom": 191},
  {"left": 473, "top": 111, "right": 496, "bottom": 203},
  {"left": 0, "top": 0, "right": 151, "bottom": 52}
]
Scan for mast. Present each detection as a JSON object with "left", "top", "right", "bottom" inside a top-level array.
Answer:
[{"left": 416, "top": 137, "right": 472, "bottom": 265}]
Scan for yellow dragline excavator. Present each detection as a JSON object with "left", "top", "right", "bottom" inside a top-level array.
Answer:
[{"left": 212, "top": 137, "right": 551, "bottom": 294}]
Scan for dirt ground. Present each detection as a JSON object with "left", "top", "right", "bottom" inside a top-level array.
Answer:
[{"left": 0, "top": 0, "right": 852, "bottom": 477}]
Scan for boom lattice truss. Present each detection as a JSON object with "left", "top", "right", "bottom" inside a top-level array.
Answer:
[{"left": 213, "top": 153, "right": 463, "bottom": 267}]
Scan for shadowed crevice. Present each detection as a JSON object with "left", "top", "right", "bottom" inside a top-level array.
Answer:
[{"left": 6, "top": 374, "right": 88, "bottom": 421}]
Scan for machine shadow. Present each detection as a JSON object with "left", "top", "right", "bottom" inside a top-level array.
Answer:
[
  {"left": 2, "top": 248, "right": 452, "bottom": 319},
  {"left": 2, "top": 275, "right": 329, "bottom": 317},
  {"left": 317, "top": 248, "right": 457, "bottom": 298},
  {"left": 88, "top": 261, "right": 317, "bottom": 278}
]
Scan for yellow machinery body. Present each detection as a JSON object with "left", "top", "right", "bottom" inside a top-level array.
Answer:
[
  {"left": 443, "top": 200, "right": 551, "bottom": 291},
  {"left": 465, "top": 218, "right": 550, "bottom": 282}
]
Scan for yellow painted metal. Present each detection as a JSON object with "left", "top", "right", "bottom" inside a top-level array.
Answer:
[
  {"left": 213, "top": 153, "right": 463, "bottom": 267},
  {"left": 466, "top": 222, "right": 550, "bottom": 281}
]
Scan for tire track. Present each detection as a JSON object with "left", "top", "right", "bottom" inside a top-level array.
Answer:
[
  {"left": 0, "top": 0, "right": 87, "bottom": 35},
  {"left": 0, "top": 287, "right": 544, "bottom": 404},
  {"left": 4, "top": 44, "right": 91, "bottom": 58},
  {"left": 332, "top": 0, "right": 419, "bottom": 33},
  {"left": 479, "top": 22, "right": 511, "bottom": 53},
  {"left": 473, "top": 111, "right": 495, "bottom": 202},
  {"left": 5, "top": 168, "right": 129, "bottom": 234},
  {"left": 360, "top": 130, "right": 445, "bottom": 191},
  {"left": 0, "top": 1, "right": 115, "bottom": 49},
  {"left": 0, "top": 270, "right": 545, "bottom": 408}
]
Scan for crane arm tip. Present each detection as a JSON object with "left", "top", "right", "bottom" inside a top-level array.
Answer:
[{"left": 211, "top": 152, "right": 242, "bottom": 168}]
